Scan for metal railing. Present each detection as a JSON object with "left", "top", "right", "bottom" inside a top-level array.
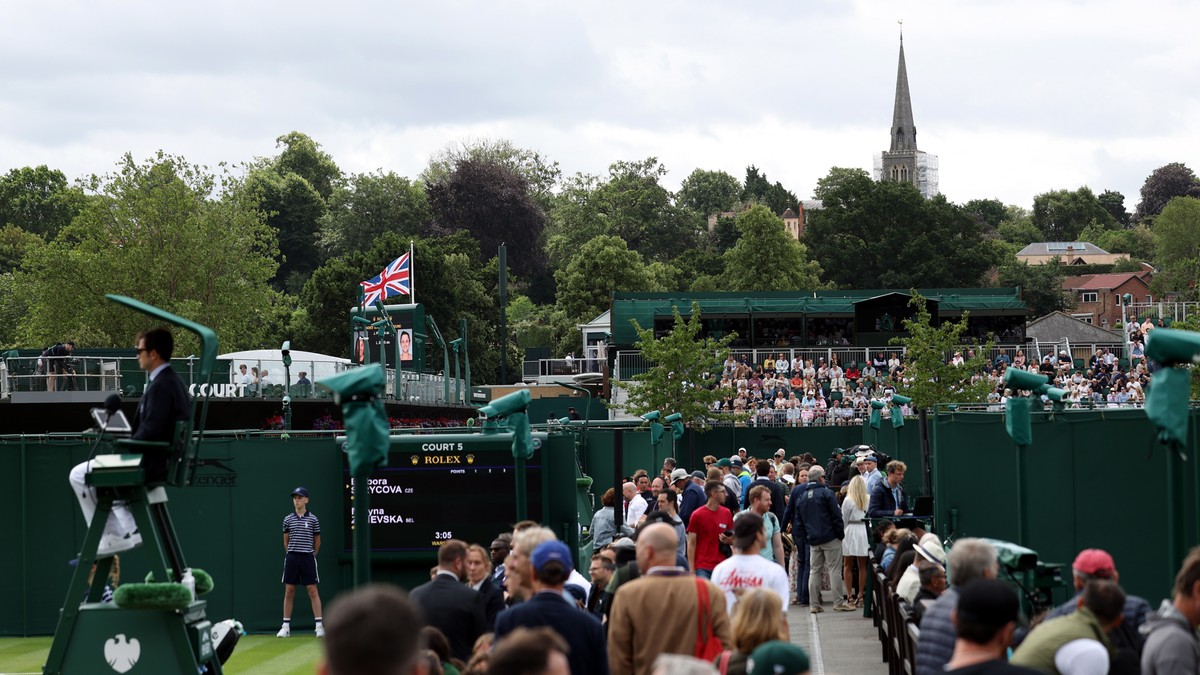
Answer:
[
  {"left": 2, "top": 356, "right": 124, "bottom": 394},
  {"left": 1123, "top": 302, "right": 1199, "bottom": 325},
  {"left": 521, "top": 358, "right": 606, "bottom": 383}
]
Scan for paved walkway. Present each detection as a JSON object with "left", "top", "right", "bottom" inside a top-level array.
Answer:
[{"left": 787, "top": 600, "right": 888, "bottom": 675}]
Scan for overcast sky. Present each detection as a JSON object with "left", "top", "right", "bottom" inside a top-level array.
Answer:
[{"left": 3, "top": 0, "right": 1198, "bottom": 210}]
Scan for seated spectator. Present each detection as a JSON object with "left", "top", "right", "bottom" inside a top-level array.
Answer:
[
  {"left": 1011, "top": 580, "right": 1126, "bottom": 674},
  {"left": 942, "top": 579, "right": 1037, "bottom": 674},
  {"left": 911, "top": 563, "right": 947, "bottom": 625},
  {"left": 915, "top": 538, "right": 1001, "bottom": 675}
]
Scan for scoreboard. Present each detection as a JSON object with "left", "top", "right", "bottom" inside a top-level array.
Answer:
[{"left": 342, "top": 433, "right": 545, "bottom": 552}]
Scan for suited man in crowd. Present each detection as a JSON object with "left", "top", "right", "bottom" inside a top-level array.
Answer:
[
  {"left": 409, "top": 539, "right": 487, "bottom": 662},
  {"left": 495, "top": 540, "right": 608, "bottom": 675},
  {"left": 68, "top": 327, "right": 190, "bottom": 557}
]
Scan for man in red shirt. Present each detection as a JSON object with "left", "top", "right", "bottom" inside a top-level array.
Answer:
[{"left": 687, "top": 480, "right": 734, "bottom": 579}]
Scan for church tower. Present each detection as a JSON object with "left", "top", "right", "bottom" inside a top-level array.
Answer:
[{"left": 875, "top": 31, "right": 938, "bottom": 198}]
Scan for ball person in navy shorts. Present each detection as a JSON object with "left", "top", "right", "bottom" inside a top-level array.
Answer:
[{"left": 277, "top": 486, "right": 325, "bottom": 637}]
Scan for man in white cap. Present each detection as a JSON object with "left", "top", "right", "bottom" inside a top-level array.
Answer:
[{"left": 671, "top": 468, "right": 706, "bottom": 527}]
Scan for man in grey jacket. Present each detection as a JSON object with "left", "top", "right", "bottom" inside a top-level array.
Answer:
[{"left": 1142, "top": 547, "right": 1200, "bottom": 674}]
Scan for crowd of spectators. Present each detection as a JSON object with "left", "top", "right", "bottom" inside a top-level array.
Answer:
[{"left": 979, "top": 346, "right": 1153, "bottom": 409}]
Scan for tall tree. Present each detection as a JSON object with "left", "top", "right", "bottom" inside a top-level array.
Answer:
[
  {"left": 721, "top": 204, "right": 823, "bottom": 291},
  {"left": 996, "top": 259, "right": 1071, "bottom": 318},
  {"left": 1031, "top": 187, "right": 1117, "bottom": 241},
  {"left": 0, "top": 225, "right": 42, "bottom": 274},
  {"left": 677, "top": 169, "right": 742, "bottom": 216},
  {"left": 0, "top": 165, "right": 85, "bottom": 238},
  {"left": 546, "top": 158, "right": 702, "bottom": 267},
  {"left": 741, "top": 165, "right": 797, "bottom": 215},
  {"left": 1077, "top": 222, "right": 1156, "bottom": 262},
  {"left": 1135, "top": 162, "right": 1200, "bottom": 222},
  {"left": 426, "top": 157, "right": 547, "bottom": 278},
  {"left": 1151, "top": 196, "right": 1200, "bottom": 299},
  {"left": 319, "top": 171, "right": 430, "bottom": 259},
  {"left": 15, "top": 152, "right": 282, "bottom": 352},
  {"left": 1097, "top": 190, "right": 1131, "bottom": 227},
  {"left": 963, "top": 198, "right": 1008, "bottom": 232},
  {"left": 553, "top": 235, "right": 665, "bottom": 324},
  {"left": 890, "top": 293, "right": 996, "bottom": 409},
  {"left": 273, "top": 131, "right": 342, "bottom": 201},
  {"left": 806, "top": 168, "right": 997, "bottom": 289},
  {"left": 617, "top": 302, "right": 736, "bottom": 431},
  {"left": 422, "top": 138, "right": 560, "bottom": 206}
]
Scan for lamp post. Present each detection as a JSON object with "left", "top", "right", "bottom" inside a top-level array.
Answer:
[{"left": 281, "top": 341, "right": 293, "bottom": 431}]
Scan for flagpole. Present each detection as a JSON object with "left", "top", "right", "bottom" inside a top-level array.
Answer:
[{"left": 409, "top": 240, "right": 416, "bottom": 306}]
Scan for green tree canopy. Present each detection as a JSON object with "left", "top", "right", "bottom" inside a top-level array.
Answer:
[
  {"left": 1151, "top": 196, "right": 1200, "bottom": 299},
  {"left": 1135, "top": 162, "right": 1200, "bottom": 222},
  {"left": 890, "top": 293, "right": 996, "bottom": 409},
  {"left": 1031, "top": 187, "right": 1117, "bottom": 241},
  {"left": 963, "top": 198, "right": 1008, "bottom": 232},
  {"left": 0, "top": 224, "right": 42, "bottom": 274},
  {"left": 1097, "top": 190, "right": 1131, "bottom": 227},
  {"left": 319, "top": 171, "right": 430, "bottom": 259},
  {"left": 996, "top": 258, "right": 1071, "bottom": 318},
  {"left": 677, "top": 168, "right": 742, "bottom": 217},
  {"left": 1077, "top": 222, "right": 1156, "bottom": 262},
  {"left": 421, "top": 138, "right": 560, "bottom": 206},
  {"left": 0, "top": 165, "right": 84, "bottom": 238},
  {"left": 721, "top": 204, "right": 823, "bottom": 291},
  {"left": 15, "top": 152, "right": 282, "bottom": 352},
  {"left": 618, "top": 302, "right": 735, "bottom": 431},
  {"left": 246, "top": 168, "right": 327, "bottom": 293},
  {"left": 553, "top": 235, "right": 666, "bottom": 324},
  {"left": 741, "top": 165, "right": 798, "bottom": 215},
  {"left": 272, "top": 131, "right": 342, "bottom": 201},
  {"left": 806, "top": 169, "right": 997, "bottom": 289}
]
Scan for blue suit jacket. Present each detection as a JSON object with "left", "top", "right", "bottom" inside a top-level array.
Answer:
[
  {"left": 494, "top": 592, "right": 609, "bottom": 675},
  {"left": 131, "top": 364, "right": 190, "bottom": 482},
  {"left": 868, "top": 480, "right": 905, "bottom": 518}
]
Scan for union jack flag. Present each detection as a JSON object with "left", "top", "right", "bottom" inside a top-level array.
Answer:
[{"left": 360, "top": 253, "right": 411, "bottom": 306}]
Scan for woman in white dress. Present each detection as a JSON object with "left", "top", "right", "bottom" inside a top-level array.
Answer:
[{"left": 841, "top": 475, "right": 870, "bottom": 606}]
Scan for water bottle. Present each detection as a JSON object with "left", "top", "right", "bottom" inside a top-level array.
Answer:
[{"left": 181, "top": 568, "right": 196, "bottom": 601}]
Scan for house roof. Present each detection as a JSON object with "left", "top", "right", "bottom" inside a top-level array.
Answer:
[
  {"left": 1068, "top": 273, "right": 1150, "bottom": 291},
  {"left": 781, "top": 208, "right": 796, "bottom": 218},
  {"left": 1027, "top": 311, "right": 1124, "bottom": 343},
  {"left": 1017, "top": 241, "right": 1109, "bottom": 257}
]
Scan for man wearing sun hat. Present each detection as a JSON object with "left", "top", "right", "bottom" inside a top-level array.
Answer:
[{"left": 495, "top": 540, "right": 609, "bottom": 675}]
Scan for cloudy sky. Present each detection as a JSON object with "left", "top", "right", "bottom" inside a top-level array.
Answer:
[{"left": 2, "top": 0, "right": 1198, "bottom": 210}]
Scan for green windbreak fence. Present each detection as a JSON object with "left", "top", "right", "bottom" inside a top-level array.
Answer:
[{"left": 928, "top": 406, "right": 1200, "bottom": 605}]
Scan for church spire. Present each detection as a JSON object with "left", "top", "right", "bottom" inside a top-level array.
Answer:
[{"left": 889, "top": 31, "right": 917, "bottom": 153}]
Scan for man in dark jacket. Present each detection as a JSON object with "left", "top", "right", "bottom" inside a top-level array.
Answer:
[
  {"left": 745, "top": 459, "right": 786, "bottom": 525},
  {"left": 409, "top": 540, "right": 487, "bottom": 661},
  {"left": 868, "top": 460, "right": 908, "bottom": 518},
  {"left": 671, "top": 468, "right": 706, "bottom": 527},
  {"left": 786, "top": 466, "right": 853, "bottom": 613},
  {"left": 495, "top": 540, "right": 608, "bottom": 675}
]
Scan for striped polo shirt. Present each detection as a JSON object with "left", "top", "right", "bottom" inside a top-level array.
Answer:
[{"left": 282, "top": 510, "right": 320, "bottom": 553}]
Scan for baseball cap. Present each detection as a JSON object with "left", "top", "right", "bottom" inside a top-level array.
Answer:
[
  {"left": 611, "top": 537, "right": 636, "bottom": 551},
  {"left": 1073, "top": 549, "right": 1116, "bottom": 578},
  {"left": 690, "top": 470, "right": 705, "bottom": 480},
  {"left": 530, "top": 540, "right": 574, "bottom": 574},
  {"left": 716, "top": 458, "right": 733, "bottom": 468},
  {"left": 774, "top": 449, "right": 786, "bottom": 457},
  {"left": 291, "top": 487, "right": 309, "bottom": 498},
  {"left": 670, "top": 468, "right": 689, "bottom": 483},
  {"left": 748, "top": 641, "right": 810, "bottom": 675},
  {"left": 861, "top": 455, "right": 878, "bottom": 463},
  {"left": 730, "top": 456, "right": 744, "bottom": 467}
]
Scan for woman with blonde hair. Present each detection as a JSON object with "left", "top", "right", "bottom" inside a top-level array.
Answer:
[
  {"left": 712, "top": 588, "right": 787, "bottom": 674},
  {"left": 841, "top": 475, "right": 870, "bottom": 606}
]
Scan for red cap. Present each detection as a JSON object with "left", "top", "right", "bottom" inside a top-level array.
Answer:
[{"left": 1073, "top": 549, "right": 1115, "bottom": 577}]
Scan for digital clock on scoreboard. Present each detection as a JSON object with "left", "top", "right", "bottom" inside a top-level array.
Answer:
[{"left": 342, "top": 433, "right": 544, "bottom": 552}]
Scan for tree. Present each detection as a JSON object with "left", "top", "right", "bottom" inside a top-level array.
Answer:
[
  {"left": 0, "top": 165, "right": 84, "bottom": 238},
  {"left": 996, "top": 205, "right": 1041, "bottom": 246},
  {"left": 677, "top": 169, "right": 742, "bottom": 217},
  {"left": 0, "top": 272, "right": 23, "bottom": 348},
  {"left": 1151, "top": 196, "right": 1200, "bottom": 299},
  {"left": 889, "top": 293, "right": 996, "bottom": 409},
  {"left": 1135, "top": 162, "right": 1200, "bottom": 222},
  {"left": 996, "top": 258, "right": 1071, "bottom": 318},
  {"left": 0, "top": 225, "right": 42, "bottom": 274},
  {"left": 721, "top": 205, "right": 824, "bottom": 290},
  {"left": 1077, "top": 222, "right": 1156, "bottom": 262},
  {"left": 319, "top": 171, "right": 430, "bottom": 259},
  {"left": 546, "top": 158, "right": 702, "bottom": 267},
  {"left": 963, "top": 198, "right": 1008, "bottom": 232},
  {"left": 806, "top": 169, "right": 998, "bottom": 289},
  {"left": 426, "top": 157, "right": 547, "bottom": 279},
  {"left": 1031, "top": 187, "right": 1117, "bottom": 241},
  {"left": 421, "top": 138, "right": 560, "bottom": 205},
  {"left": 272, "top": 131, "right": 342, "bottom": 201},
  {"left": 246, "top": 168, "right": 327, "bottom": 293},
  {"left": 1097, "top": 190, "right": 1131, "bottom": 227},
  {"left": 15, "top": 152, "right": 283, "bottom": 352},
  {"left": 741, "top": 165, "right": 797, "bottom": 215},
  {"left": 617, "top": 302, "right": 736, "bottom": 431},
  {"left": 553, "top": 235, "right": 665, "bottom": 323}
]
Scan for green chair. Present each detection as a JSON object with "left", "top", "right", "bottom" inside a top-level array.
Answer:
[{"left": 1073, "top": 358, "right": 1085, "bottom": 371}]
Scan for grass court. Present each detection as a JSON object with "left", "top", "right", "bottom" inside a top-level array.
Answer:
[{"left": 0, "top": 635, "right": 322, "bottom": 674}]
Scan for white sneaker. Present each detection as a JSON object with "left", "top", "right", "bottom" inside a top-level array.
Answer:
[
  {"left": 276, "top": 624, "right": 291, "bottom": 638},
  {"left": 96, "top": 532, "right": 140, "bottom": 558},
  {"left": 315, "top": 625, "right": 325, "bottom": 638}
]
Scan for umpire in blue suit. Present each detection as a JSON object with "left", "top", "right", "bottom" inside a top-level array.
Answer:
[
  {"left": 409, "top": 540, "right": 488, "bottom": 662},
  {"left": 494, "top": 540, "right": 609, "bottom": 675},
  {"left": 130, "top": 327, "right": 191, "bottom": 483}
]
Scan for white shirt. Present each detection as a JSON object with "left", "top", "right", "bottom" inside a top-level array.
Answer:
[
  {"left": 711, "top": 553, "right": 790, "bottom": 614},
  {"left": 624, "top": 494, "right": 648, "bottom": 528}
]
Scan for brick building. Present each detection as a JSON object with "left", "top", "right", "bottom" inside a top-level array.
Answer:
[{"left": 1061, "top": 272, "right": 1153, "bottom": 328}]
